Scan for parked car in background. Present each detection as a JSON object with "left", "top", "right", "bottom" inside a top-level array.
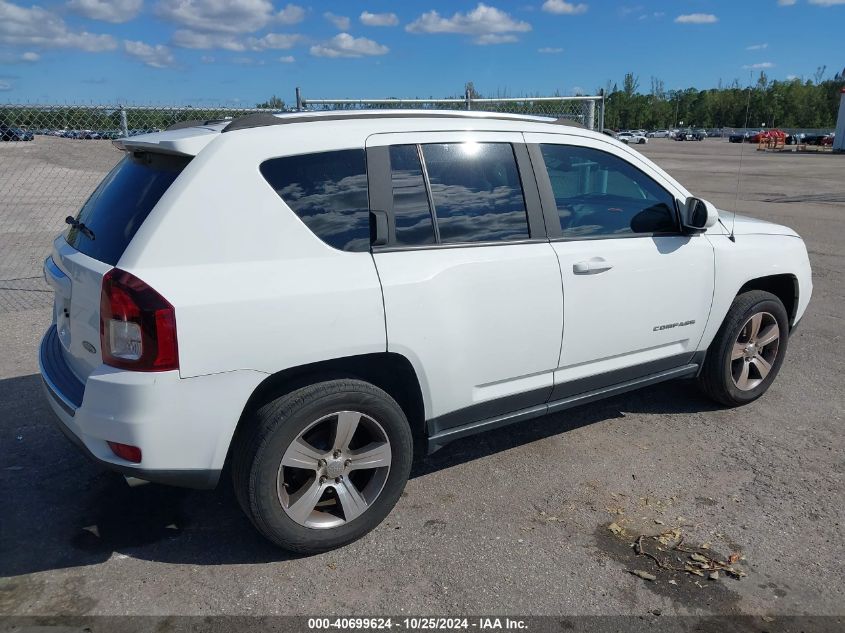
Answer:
[
  {"left": 675, "top": 130, "right": 704, "bottom": 141},
  {"left": 0, "top": 125, "right": 34, "bottom": 141},
  {"left": 803, "top": 133, "right": 832, "bottom": 146},
  {"left": 617, "top": 131, "right": 648, "bottom": 145},
  {"left": 821, "top": 133, "right": 834, "bottom": 146},
  {"left": 728, "top": 131, "right": 748, "bottom": 143},
  {"left": 648, "top": 130, "right": 671, "bottom": 138},
  {"left": 691, "top": 129, "right": 707, "bottom": 141},
  {"left": 748, "top": 129, "right": 786, "bottom": 144},
  {"left": 40, "top": 109, "right": 813, "bottom": 553}
]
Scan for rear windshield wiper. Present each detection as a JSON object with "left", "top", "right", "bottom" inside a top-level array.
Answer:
[{"left": 65, "top": 216, "right": 95, "bottom": 240}]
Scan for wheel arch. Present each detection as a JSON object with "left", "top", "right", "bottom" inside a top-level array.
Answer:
[
  {"left": 737, "top": 273, "right": 799, "bottom": 328},
  {"left": 229, "top": 352, "right": 427, "bottom": 462}
]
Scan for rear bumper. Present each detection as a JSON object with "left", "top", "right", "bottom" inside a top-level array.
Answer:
[{"left": 38, "top": 325, "right": 266, "bottom": 489}]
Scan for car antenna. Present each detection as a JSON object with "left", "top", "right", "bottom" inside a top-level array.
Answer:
[{"left": 727, "top": 75, "right": 754, "bottom": 243}]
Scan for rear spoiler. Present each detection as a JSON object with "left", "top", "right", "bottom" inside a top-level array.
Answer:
[{"left": 112, "top": 124, "right": 223, "bottom": 157}]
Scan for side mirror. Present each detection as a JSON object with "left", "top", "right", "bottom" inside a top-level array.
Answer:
[{"left": 683, "top": 197, "right": 718, "bottom": 233}]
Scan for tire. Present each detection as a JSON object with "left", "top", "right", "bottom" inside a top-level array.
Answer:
[
  {"left": 232, "top": 379, "right": 413, "bottom": 553},
  {"left": 698, "top": 290, "right": 789, "bottom": 407}
]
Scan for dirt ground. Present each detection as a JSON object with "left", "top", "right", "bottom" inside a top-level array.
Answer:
[{"left": 0, "top": 136, "right": 842, "bottom": 619}]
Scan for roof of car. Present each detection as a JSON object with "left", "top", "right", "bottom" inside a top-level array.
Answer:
[
  {"left": 114, "top": 109, "right": 603, "bottom": 156},
  {"left": 215, "top": 109, "right": 586, "bottom": 133}
]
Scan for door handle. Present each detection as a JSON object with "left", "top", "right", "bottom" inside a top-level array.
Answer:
[{"left": 573, "top": 258, "right": 613, "bottom": 275}]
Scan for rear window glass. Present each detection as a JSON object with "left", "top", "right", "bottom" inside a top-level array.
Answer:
[
  {"left": 260, "top": 149, "right": 370, "bottom": 252},
  {"left": 65, "top": 152, "right": 190, "bottom": 265}
]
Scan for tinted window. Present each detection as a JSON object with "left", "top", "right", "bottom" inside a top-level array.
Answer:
[
  {"left": 389, "top": 145, "right": 435, "bottom": 246},
  {"left": 540, "top": 144, "right": 677, "bottom": 238},
  {"left": 65, "top": 152, "right": 190, "bottom": 265},
  {"left": 421, "top": 143, "right": 528, "bottom": 244},
  {"left": 260, "top": 149, "right": 370, "bottom": 252}
]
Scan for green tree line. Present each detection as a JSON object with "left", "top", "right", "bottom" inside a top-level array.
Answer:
[{"left": 602, "top": 71, "right": 843, "bottom": 130}]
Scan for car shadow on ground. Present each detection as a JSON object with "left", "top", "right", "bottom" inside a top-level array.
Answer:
[{"left": 0, "top": 373, "right": 721, "bottom": 576}]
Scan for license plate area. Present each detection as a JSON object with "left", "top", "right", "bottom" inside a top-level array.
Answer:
[{"left": 44, "top": 256, "right": 73, "bottom": 351}]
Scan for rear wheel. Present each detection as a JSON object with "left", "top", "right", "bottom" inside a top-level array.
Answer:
[
  {"left": 698, "top": 290, "right": 789, "bottom": 406},
  {"left": 232, "top": 379, "right": 413, "bottom": 553}
]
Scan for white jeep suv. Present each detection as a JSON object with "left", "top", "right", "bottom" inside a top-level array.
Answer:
[{"left": 40, "top": 110, "right": 812, "bottom": 552}]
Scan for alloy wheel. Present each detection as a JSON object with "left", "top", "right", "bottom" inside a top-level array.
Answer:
[
  {"left": 730, "top": 312, "right": 780, "bottom": 391},
  {"left": 276, "top": 411, "right": 392, "bottom": 529}
]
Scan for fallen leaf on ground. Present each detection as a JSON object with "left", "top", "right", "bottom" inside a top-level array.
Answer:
[
  {"left": 709, "top": 571, "right": 719, "bottom": 580},
  {"left": 629, "top": 570, "right": 656, "bottom": 581},
  {"left": 609, "top": 522, "right": 625, "bottom": 536}
]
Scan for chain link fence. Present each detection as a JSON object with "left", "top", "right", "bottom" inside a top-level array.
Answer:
[{"left": 0, "top": 93, "right": 603, "bottom": 314}]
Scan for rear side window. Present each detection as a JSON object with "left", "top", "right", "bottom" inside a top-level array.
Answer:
[
  {"left": 539, "top": 144, "right": 678, "bottom": 238},
  {"left": 421, "top": 143, "right": 529, "bottom": 244},
  {"left": 66, "top": 152, "right": 190, "bottom": 265},
  {"left": 260, "top": 149, "right": 370, "bottom": 252}
]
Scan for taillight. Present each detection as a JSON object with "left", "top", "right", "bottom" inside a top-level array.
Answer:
[{"left": 100, "top": 269, "right": 178, "bottom": 371}]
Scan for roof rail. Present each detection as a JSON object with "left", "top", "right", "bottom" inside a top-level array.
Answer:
[
  {"left": 553, "top": 117, "right": 585, "bottom": 129},
  {"left": 166, "top": 119, "right": 231, "bottom": 131},
  {"left": 221, "top": 109, "right": 590, "bottom": 133}
]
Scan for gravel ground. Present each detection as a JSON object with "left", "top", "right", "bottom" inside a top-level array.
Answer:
[{"left": 0, "top": 137, "right": 842, "bottom": 619}]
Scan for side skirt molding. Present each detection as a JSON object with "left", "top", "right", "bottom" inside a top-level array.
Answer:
[{"left": 426, "top": 362, "right": 701, "bottom": 454}]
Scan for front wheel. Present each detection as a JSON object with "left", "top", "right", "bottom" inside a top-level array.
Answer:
[
  {"left": 232, "top": 379, "right": 413, "bottom": 553},
  {"left": 698, "top": 290, "right": 789, "bottom": 407}
]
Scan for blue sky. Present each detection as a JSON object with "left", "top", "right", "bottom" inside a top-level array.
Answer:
[{"left": 1, "top": 0, "right": 843, "bottom": 105}]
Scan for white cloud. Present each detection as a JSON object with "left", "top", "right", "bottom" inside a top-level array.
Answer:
[
  {"left": 278, "top": 55, "right": 294, "bottom": 63},
  {"left": 786, "top": 74, "right": 798, "bottom": 80},
  {"left": 247, "top": 32, "right": 302, "bottom": 49},
  {"left": 0, "top": 0, "right": 117, "bottom": 50},
  {"left": 156, "top": 0, "right": 304, "bottom": 34},
  {"left": 277, "top": 3, "right": 304, "bottom": 24},
  {"left": 67, "top": 0, "right": 143, "bottom": 23},
  {"left": 324, "top": 12, "right": 350, "bottom": 30},
  {"left": 777, "top": 0, "right": 796, "bottom": 5},
  {"left": 746, "top": 43, "right": 768, "bottom": 50},
  {"left": 674, "top": 13, "right": 718, "bottom": 24},
  {"left": 542, "top": 0, "right": 588, "bottom": 15},
  {"left": 0, "top": 79, "right": 11, "bottom": 90},
  {"left": 200, "top": 54, "right": 214, "bottom": 62},
  {"left": 538, "top": 46, "right": 563, "bottom": 53},
  {"left": 173, "top": 29, "right": 302, "bottom": 50},
  {"left": 310, "top": 32, "right": 388, "bottom": 58},
  {"left": 808, "top": 0, "right": 845, "bottom": 5},
  {"left": 360, "top": 11, "right": 398, "bottom": 26},
  {"left": 0, "top": 50, "right": 40, "bottom": 62},
  {"left": 172, "top": 29, "right": 245, "bottom": 50},
  {"left": 406, "top": 3, "right": 531, "bottom": 45},
  {"left": 475, "top": 33, "right": 517, "bottom": 44},
  {"left": 742, "top": 62, "right": 775, "bottom": 69},
  {"left": 124, "top": 39, "right": 176, "bottom": 68}
]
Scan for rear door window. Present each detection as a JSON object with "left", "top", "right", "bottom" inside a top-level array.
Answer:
[
  {"left": 389, "top": 145, "right": 436, "bottom": 246},
  {"left": 421, "top": 143, "right": 529, "bottom": 244},
  {"left": 66, "top": 152, "right": 190, "bottom": 265},
  {"left": 260, "top": 149, "right": 370, "bottom": 252}
]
